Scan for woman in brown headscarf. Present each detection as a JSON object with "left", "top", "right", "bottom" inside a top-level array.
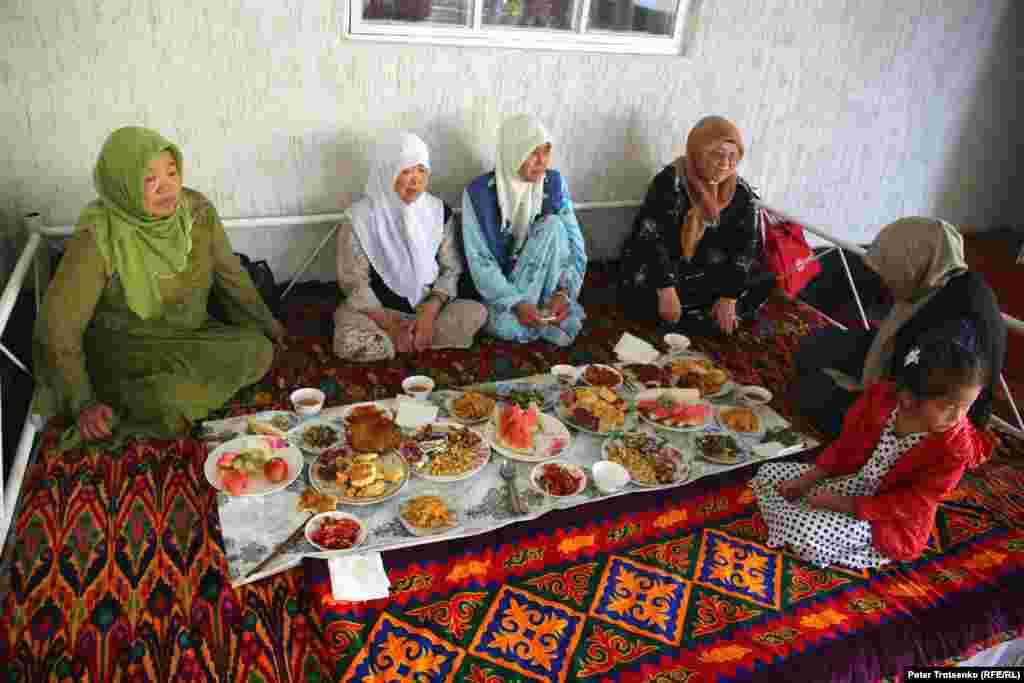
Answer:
[
  {"left": 618, "top": 116, "right": 775, "bottom": 335},
  {"left": 793, "top": 217, "right": 1006, "bottom": 438}
]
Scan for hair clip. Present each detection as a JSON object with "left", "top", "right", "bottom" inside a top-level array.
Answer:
[{"left": 904, "top": 347, "right": 921, "bottom": 366}]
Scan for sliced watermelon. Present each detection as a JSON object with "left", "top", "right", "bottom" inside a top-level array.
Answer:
[
  {"left": 499, "top": 404, "right": 537, "bottom": 451},
  {"left": 221, "top": 469, "right": 249, "bottom": 496},
  {"left": 217, "top": 451, "right": 239, "bottom": 470}
]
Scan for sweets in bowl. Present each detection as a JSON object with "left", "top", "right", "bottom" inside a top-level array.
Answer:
[
  {"left": 305, "top": 512, "right": 366, "bottom": 551},
  {"left": 530, "top": 460, "right": 586, "bottom": 498}
]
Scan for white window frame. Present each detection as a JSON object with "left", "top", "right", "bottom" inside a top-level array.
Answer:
[{"left": 344, "top": 0, "right": 696, "bottom": 56}]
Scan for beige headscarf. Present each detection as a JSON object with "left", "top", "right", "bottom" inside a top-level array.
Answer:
[
  {"left": 495, "top": 114, "right": 551, "bottom": 253},
  {"left": 861, "top": 217, "right": 967, "bottom": 383},
  {"left": 673, "top": 116, "right": 744, "bottom": 261}
]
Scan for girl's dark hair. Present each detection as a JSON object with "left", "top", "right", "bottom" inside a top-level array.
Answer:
[{"left": 899, "top": 336, "right": 987, "bottom": 400}]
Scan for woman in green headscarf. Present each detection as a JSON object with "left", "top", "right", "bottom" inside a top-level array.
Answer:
[{"left": 34, "top": 126, "right": 286, "bottom": 440}]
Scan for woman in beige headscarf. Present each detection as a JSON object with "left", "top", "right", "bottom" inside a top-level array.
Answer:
[
  {"left": 794, "top": 217, "right": 1006, "bottom": 438},
  {"left": 618, "top": 116, "right": 775, "bottom": 335}
]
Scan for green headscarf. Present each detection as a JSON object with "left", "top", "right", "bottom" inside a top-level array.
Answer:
[{"left": 80, "top": 126, "right": 194, "bottom": 320}]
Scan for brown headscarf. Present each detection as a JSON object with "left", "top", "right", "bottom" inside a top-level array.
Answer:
[
  {"left": 861, "top": 217, "right": 967, "bottom": 383},
  {"left": 673, "top": 116, "right": 745, "bottom": 260}
]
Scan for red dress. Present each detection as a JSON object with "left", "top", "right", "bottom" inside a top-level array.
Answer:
[{"left": 815, "top": 381, "right": 993, "bottom": 560}]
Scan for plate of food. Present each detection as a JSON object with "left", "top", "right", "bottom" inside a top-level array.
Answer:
[
  {"left": 246, "top": 411, "right": 300, "bottom": 437},
  {"left": 530, "top": 460, "right": 587, "bottom": 498},
  {"left": 205, "top": 434, "right": 304, "bottom": 496},
  {"left": 286, "top": 418, "right": 345, "bottom": 456},
  {"left": 397, "top": 490, "right": 461, "bottom": 537},
  {"left": 341, "top": 402, "right": 404, "bottom": 454},
  {"left": 663, "top": 356, "right": 735, "bottom": 398},
  {"left": 581, "top": 363, "right": 625, "bottom": 390},
  {"left": 444, "top": 391, "right": 497, "bottom": 425},
  {"left": 483, "top": 403, "right": 572, "bottom": 463},
  {"left": 601, "top": 431, "right": 690, "bottom": 487},
  {"left": 488, "top": 381, "right": 562, "bottom": 412},
  {"left": 557, "top": 386, "right": 629, "bottom": 435},
  {"left": 716, "top": 404, "right": 766, "bottom": 440},
  {"left": 401, "top": 421, "right": 490, "bottom": 482},
  {"left": 619, "top": 363, "right": 670, "bottom": 388},
  {"left": 305, "top": 511, "right": 367, "bottom": 551},
  {"left": 635, "top": 388, "right": 713, "bottom": 432},
  {"left": 309, "top": 448, "right": 410, "bottom": 505},
  {"left": 695, "top": 431, "right": 753, "bottom": 466}
]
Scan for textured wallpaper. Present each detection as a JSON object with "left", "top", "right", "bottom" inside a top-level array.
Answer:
[{"left": 0, "top": 0, "right": 1021, "bottom": 278}]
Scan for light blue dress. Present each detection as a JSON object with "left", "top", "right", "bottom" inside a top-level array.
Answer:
[{"left": 461, "top": 171, "right": 587, "bottom": 346}]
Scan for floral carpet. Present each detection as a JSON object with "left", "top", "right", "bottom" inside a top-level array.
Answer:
[{"left": 2, "top": 269, "right": 1023, "bottom": 682}]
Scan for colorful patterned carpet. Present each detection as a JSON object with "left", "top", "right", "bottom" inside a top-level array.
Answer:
[{"left": 2, "top": 270, "right": 1023, "bottom": 682}]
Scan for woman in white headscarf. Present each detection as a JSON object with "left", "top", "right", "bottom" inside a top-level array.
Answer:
[
  {"left": 333, "top": 132, "right": 487, "bottom": 361},
  {"left": 793, "top": 217, "right": 1006, "bottom": 438},
  {"left": 460, "top": 114, "right": 587, "bottom": 346}
]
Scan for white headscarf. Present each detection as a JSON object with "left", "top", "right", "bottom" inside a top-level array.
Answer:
[
  {"left": 495, "top": 114, "right": 552, "bottom": 252},
  {"left": 349, "top": 132, "right": 445, "bottom": 308}
]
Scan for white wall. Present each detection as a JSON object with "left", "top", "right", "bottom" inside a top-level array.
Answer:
[{"left": 1, "top": 0, "right": 1021, "bottom": 281}]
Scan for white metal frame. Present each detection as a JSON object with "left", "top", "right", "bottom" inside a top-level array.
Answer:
[
  {"left": 344, "top": 0, "right": 694, "bottom": 55},
  {"left": 4, "top": 201, "right": 1024, "bottom": 557}
]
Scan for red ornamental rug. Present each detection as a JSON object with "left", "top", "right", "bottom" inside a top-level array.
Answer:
[{"left": 305, "top": 463, "right": 1024, "bottom": 683}]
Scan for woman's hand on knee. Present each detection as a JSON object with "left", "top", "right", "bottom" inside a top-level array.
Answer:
[
  {"left": 712, "top": 297, "right": 738, "bottom": 334},
  {"left": 776, "top": 477, "right": 810, "bottom": 501},
  {"left": 657, "top": 288, "right": 682, "bottom": 324},
  {"left": 546, "top": 292, "right": 571, "bottom": 323},
  {"left": 79, "top": 403, "right": 116, "bottom": 441},
  {"left": 412, "top": 305, "right": 440, "bottom": 352},
  {"left": 514, "top": 302, "right": 544, "bottom": 328}
]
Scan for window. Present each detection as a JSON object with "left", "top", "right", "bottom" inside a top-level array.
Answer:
[{"left": 346, "top": 0, "right": 696, "bottom": 55}]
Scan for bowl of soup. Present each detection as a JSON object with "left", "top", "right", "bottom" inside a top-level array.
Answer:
[{"left": 290, "top": 387, "right": 326, "bottom": 416}]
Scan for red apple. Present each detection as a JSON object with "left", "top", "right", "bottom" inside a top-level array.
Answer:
[{"left": 264, "top": 457, "right": 289, "bottom": 483}]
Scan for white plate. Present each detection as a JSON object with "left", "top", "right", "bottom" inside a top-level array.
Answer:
[
  {"left": 397, "top": 489, "right": 462, "bottom": 537},
  {"left": 661, "top": 355, "right": 735, "bottom": 398},
  {"left": 580, "top": 363, "right": 625, "bottom": 390},
  {"left": 694, "top": 430, "right": 755, "bottom": 466},
  {"left": 205, "top": 435, "right": 304, "bottom": 497},
  {"left": 305, "top": 511, "right": 367, "bottom": 551},
  {"left": 635, "top": 388, "right": 714, "bottom": 433},
  {"left": 309, "top": 450, "right": 410, "bottom": 506},
  {"left": 406, "top": 421, "right": 491, "bottom": 482},
  {"left": 530, "top": 460, "right": 587, "bottom": 498},
  {"left": 286, "top": 418, "right": 346, "bottom": 456},
  {"left": 443, "top": 392, "right": 497, "bottom": 425},
  {"left": 556, "top": 403, "right": 629, "bottom": 436},
  {"left": 601, "top": 432, "right": 691, "bottom": 487},
  {"left": 482, "top": 409, "right": 573, "bottom": 463},
  {"left": 247, "top": 410, "right": 300, "bottom": 434},
  {"left": 716, "top": 404, "right": 767, "bottom": 441}
]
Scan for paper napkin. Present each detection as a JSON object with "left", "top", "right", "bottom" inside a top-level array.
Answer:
[
  {"left": 329, "top": 552, "right": 391, "bottom": 601},
  {"left": 395, "top": 396, "right": 439, "bottom": 428},
  {"left": 614, "top": 333, "right": 660, "bottom": 364}
]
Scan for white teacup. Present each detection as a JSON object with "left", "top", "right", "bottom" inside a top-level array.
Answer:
[
  {"left": 402, "top": 375, "right": 435, "bottom": 401},
  {"left": 592, "top": 461, "right": 630, "bottom": 494},
  {"left": 550, "top": 364, "right": 578, "bottom": 386},
  {"left": 663, "top": 333, "right": 691, "bottom": 354},
  {"left": 290, "top": 387, "right": 325, "bottom": 416}
]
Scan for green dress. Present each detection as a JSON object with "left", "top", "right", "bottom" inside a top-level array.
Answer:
[{"left": 33, "top": 189, "right": 281, "bottom": 437}]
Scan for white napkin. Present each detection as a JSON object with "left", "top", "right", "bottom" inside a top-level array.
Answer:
[
  {"left": 614, "top": 333, "right": 660, "bottom": 364},
  {"left": 395, "top": 396, "right": 439, "bottom": 428},
  {"left": 328, "top": 552, "right": 391, "bottom": 601}
]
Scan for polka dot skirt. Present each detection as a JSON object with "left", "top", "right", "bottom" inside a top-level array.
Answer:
[{"left": 751, "top": 409, "right": 926, "bottom": 569}]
